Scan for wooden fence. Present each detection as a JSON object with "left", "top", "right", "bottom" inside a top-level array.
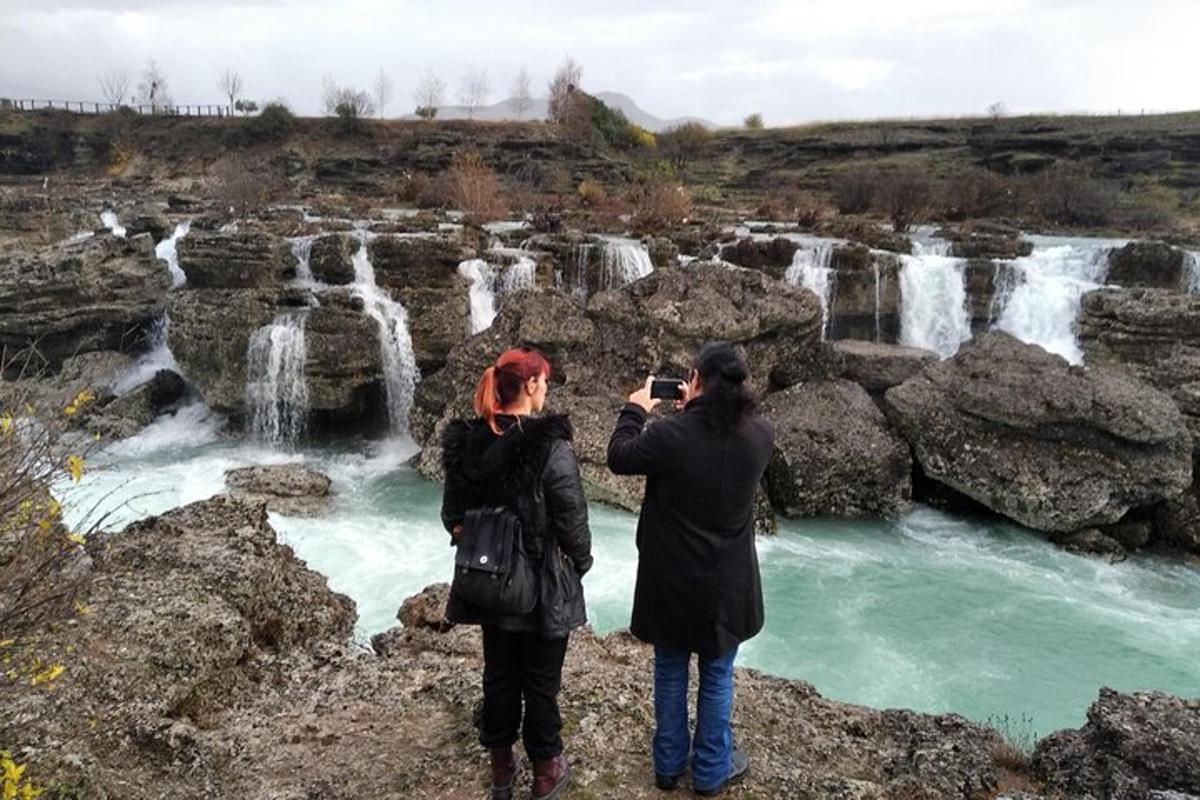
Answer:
[{"left": 1, "top": 99, "right": 232, "bottom": 116}]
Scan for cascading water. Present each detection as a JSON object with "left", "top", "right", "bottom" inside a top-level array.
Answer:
[
  {"left": 459, "top": 255, "right": 538, "bottom": 334},
  {"left": 911, "top": 225, "right": 953, "bottom": 256},
  {"left": 784, "top": 241, "right": 836, "bottom": 339},
  {"left": 459, "top": 258, "right": 497, "bottom": 334},
  {"left": 245, "top": 313, "right": 310, "bottom": 445},
  {"left": 992, "top": 239, "right": 1115, "bottom": 364},
  {"left": 290, "top": 236, "right": 317, "bottom": 285},
  {"left": 109, "top": 317, "right": 182, "bottom": 395},
  {"left": 351, "top": 240, "right": 419, "bottom": 435},
  {"left": 1185, "top": 251, "right": 1200, "bottom": 294},
  {"left": 564, "top": 238, "right": 653, "bottom": 299},
  {"left": 155, "top": 221, "right": 190, "bottom": 287},
  {"left": 898, "top": 254, "right": 972, "bottom": 359},
  {"left": 100, "top": 210, "right": 125, "bottom": 237}
]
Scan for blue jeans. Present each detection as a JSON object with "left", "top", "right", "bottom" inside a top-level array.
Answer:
[{"left": 652, "top": 644, "right": 738, "bottom": 791}]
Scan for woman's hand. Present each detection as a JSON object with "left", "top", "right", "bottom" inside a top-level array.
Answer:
[{"left": 628, "top": 376, "right": 661, "bottom": 413}]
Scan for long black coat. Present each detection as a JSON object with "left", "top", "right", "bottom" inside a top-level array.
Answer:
[
  {"left": 441, "top": 413, "right": 593, "bottom": 637},
  {"left": 607, "top": 396, "right": 774, "bottom": 658}
]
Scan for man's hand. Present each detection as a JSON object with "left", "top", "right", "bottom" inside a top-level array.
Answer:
[{"left": 628, "top": 376, "right": 661, "bottom": 413}]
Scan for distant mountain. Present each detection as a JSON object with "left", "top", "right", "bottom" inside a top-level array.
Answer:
[{"left": 400, "top": 91, "right": 717, "bottom": 132}]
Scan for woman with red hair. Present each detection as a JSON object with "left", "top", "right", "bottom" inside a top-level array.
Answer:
[{"left": 441, "top": 346, "right": 593, "bottom": 800}]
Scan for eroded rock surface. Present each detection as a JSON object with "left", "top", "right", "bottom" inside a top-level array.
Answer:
[{"left": 884, "top": 331, "right": 1193, "bottom": 532}]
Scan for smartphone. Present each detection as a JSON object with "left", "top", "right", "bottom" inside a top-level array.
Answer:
[{"left": 650, "top": 379, "right": 685, "bottom": 400}]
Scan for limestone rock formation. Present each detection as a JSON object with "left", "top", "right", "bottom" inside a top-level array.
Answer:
[
  {"left": 308, "top": 233, "right": 356, "bottom": 285},
  {"left": 1078, "top": 287, "right": 1200, "bottom": 448},
  {"left": 225, "top": 464, "right": 334, "bottom": 516},
  {"left": 1106, "top": 241, "right": 1187, "bottom": 290},
  {"left": 0, "top": 233, "right": 170, "bottom": 372},
  {"left": 764, "top": 379, "right": 912, "bottom": 517},
  {"left": 176, "top": 230, "right": 293, "bottom": 288},
  {"left": 884, "top": 331, "right": 1193, "bottom": 532},
  {"left": 1033, "top": 688, "right": 1200, "bottom": 798},
  {"left": 833, "top": 339, "right": 938, "bottom": 395}
]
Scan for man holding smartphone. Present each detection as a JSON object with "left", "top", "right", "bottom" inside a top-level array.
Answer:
[{"left": 606, "top": 342, "right": 775, "bottom": 796}]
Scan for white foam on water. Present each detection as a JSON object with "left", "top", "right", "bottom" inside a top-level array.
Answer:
[
  {"left": 103, "top": 402, "right": 225, "bottom": 459},
  {"left": 289, "top": 235, "right": 317, "bottom": 286},
  {"left": 898, "top": 254, "right": 972, "bottom": 358},
  {"left": 155, "top": 221, "right": 190, "bottom": 287},
  {"left": 351, "top": 240, "right": 419, "bottom": 435}
]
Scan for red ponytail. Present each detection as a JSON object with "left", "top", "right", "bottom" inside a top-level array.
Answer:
[{"left": 474, "top": 347, "right": 552, "bottom": 434}]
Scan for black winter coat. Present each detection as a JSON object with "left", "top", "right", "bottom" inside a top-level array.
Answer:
[
  {"left": 441, "top": 413, "right": 593, "bottom": 637},
  {"left": 607, "top": 396, "right": 774, "bottom": 658}
]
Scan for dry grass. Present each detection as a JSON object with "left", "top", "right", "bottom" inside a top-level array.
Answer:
[{"left": 443, "top": 150, "right": 508, "bottom": 224}]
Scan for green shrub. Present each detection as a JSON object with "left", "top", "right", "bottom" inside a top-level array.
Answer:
[{"left": 230, "top": 101, "right": 295, "bottom": 144}]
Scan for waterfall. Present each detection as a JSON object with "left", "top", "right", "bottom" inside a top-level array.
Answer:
[
  {"left": 898, "top": 254, "right": 972, "bottom": 359},
  {"left": 992, "top": 243, "right": 1112, "bottom": 364},
  {"left": 155, "top": 221, "right": 190, "bottom": 287},
  {"left": 873, "top": 260, "right": 883, "bottom": 342},
  {"left": 100, "top": 210, "right": 125, "bottom": 237},
  {"left": 109, "top": 317, "right": 182, "bottom": 396},
  {"left": 245, "top": 313, "right": 309, "bottom": 444},
  {"left": 290, "top": 236, "right": 316, "bottom": 285},
  {"left": 459, "top": 255, "right": 538, "bottom": 335},
  {"left": 784, "top": 242, "right": 836, "bottom": 339},
  {"left": 598, "top": 237, "right": 654, "bottom": 289},
  {"left": 911, "top": 225, "right": 952, "bottom": 256},
  {"left": 459, "top": 259, "right": 498, "bottom": 335},
  {"left": 351, "top": 241, "right": 419, "bottom": 435},
  {"left": 564, "top": 238, "right": 653, "bottom": 299},
  {"left": 1186, "top": 252, "right": 1200, "bottom": 294}
]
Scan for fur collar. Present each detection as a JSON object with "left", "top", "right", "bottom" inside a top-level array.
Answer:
[{"left": 442, "top": 414, "right": 573, "bottom": 483}]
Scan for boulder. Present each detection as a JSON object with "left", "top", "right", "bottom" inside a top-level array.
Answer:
[
  {"left": 1078, "top": 288, "right": 1200, "bottom": 449},
  {"left": 308, "top": 233, "right": 356, "bottom": 285},
  {"left": 945, "top": 231, "right": 1033, "bottom": 260},
  {"left": 884, "top": 331, "right": 1193, "bottom": 532},
  {"left": 763, "top": 379, "right": 912, "bottom": 517},
  {"left": 1051, "top": 528, "right": 1129, "bottom": 563},
  {"left": 367, "top": 234, "right": 468, "bottom": 291},
  {"left": 0, "top": 234, "right": 170, "bottom": 372},
  {"left": 1033, "top": 688, "right": 1200, "bottom": 798},
  {"left": 124, "top": 208, "right": 172, "bottom": 242},
  {"left": 833, "top": 339, "right": 938, "bottom": 394},
  {"left": 224, "top": 464, "right": 333, "bottom": 516},
  {"left": 176, "top": 230, "right": 292, "bottom": 288},
  {"left": 718, "top": 236, "right": 799, "bottom": 276},
  {"left": 644, "top": 236, "right": 680, "bottom": 267},
  {"left": 1155, "top": 479, "right": 1200, "bottom": 552},
  {"left": 1106, "top": 241, "right": 1187, "bottom": 290},
  {"left": 397, "top": 582, "right": 453, "bottom": 631}
]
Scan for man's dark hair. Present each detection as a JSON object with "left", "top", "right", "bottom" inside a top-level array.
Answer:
[{"left": 693, "top": 341, "right": 757, "bottom": 433}]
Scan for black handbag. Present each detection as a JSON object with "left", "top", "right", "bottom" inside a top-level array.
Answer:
[{"left": 451, "top": 506, "right": 538, "bottom": 615}]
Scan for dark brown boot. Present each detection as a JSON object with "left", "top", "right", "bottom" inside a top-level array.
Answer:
[
  {"left": 531, "top": 754, "right": 570, "bottom": 799},
  {"left": 489, "top": 747, "right": 517, "bottom": 800}
]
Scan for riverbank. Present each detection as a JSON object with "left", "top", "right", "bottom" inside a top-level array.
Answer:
[{"left": 6, "top": 493, "right": 1198, "bottom": 799}]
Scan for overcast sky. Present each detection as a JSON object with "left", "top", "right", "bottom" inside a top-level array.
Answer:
[{"left": 1, "top": 0, "right": 1196, "bottom": 126}]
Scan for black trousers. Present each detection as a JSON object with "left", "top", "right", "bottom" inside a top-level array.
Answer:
[{"left": 480, "top": 626, "right": 569, "bottom": 760}]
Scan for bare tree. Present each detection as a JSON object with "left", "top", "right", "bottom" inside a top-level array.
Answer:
[
  {"left": 97, "top": 69, "right": 131, "bottom": 107},
  {"left": 511, "top": 65, "right": 533, "bottom": 119},
  {"left": 135, "top": 59, "right": 172, "bottom": 110},
  {"left": 321, "top": 74, "right": 373, "bottom": 117},
  {"left": 744, "top": 112, "right": 764, "bottom": 130},
  {"left": 458, "top": 67, "right": 489, "bottom": 119},
  {"left": 373, "top": 69, "right": 394, "bottom": 118},
  {"left": 414, "top": 71, "right": 445, "bottom": 120},
  {"left": 218, "top": 68, "right": 243, "bottom": 115},
  {"left": 547, "top": 56, "right": 583, "bottom": 123},
  {"left": 987, "top": 101, "right": 1007, "bottom": 122}
]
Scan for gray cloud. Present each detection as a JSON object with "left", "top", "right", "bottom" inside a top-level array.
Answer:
[{"left": 0, "top": 0, "right": 1195, "bottom": 125}]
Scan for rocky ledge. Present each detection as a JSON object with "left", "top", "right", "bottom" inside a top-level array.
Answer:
[{"left": 6, "top": 496, "right": 1196, "bottom": 799}]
